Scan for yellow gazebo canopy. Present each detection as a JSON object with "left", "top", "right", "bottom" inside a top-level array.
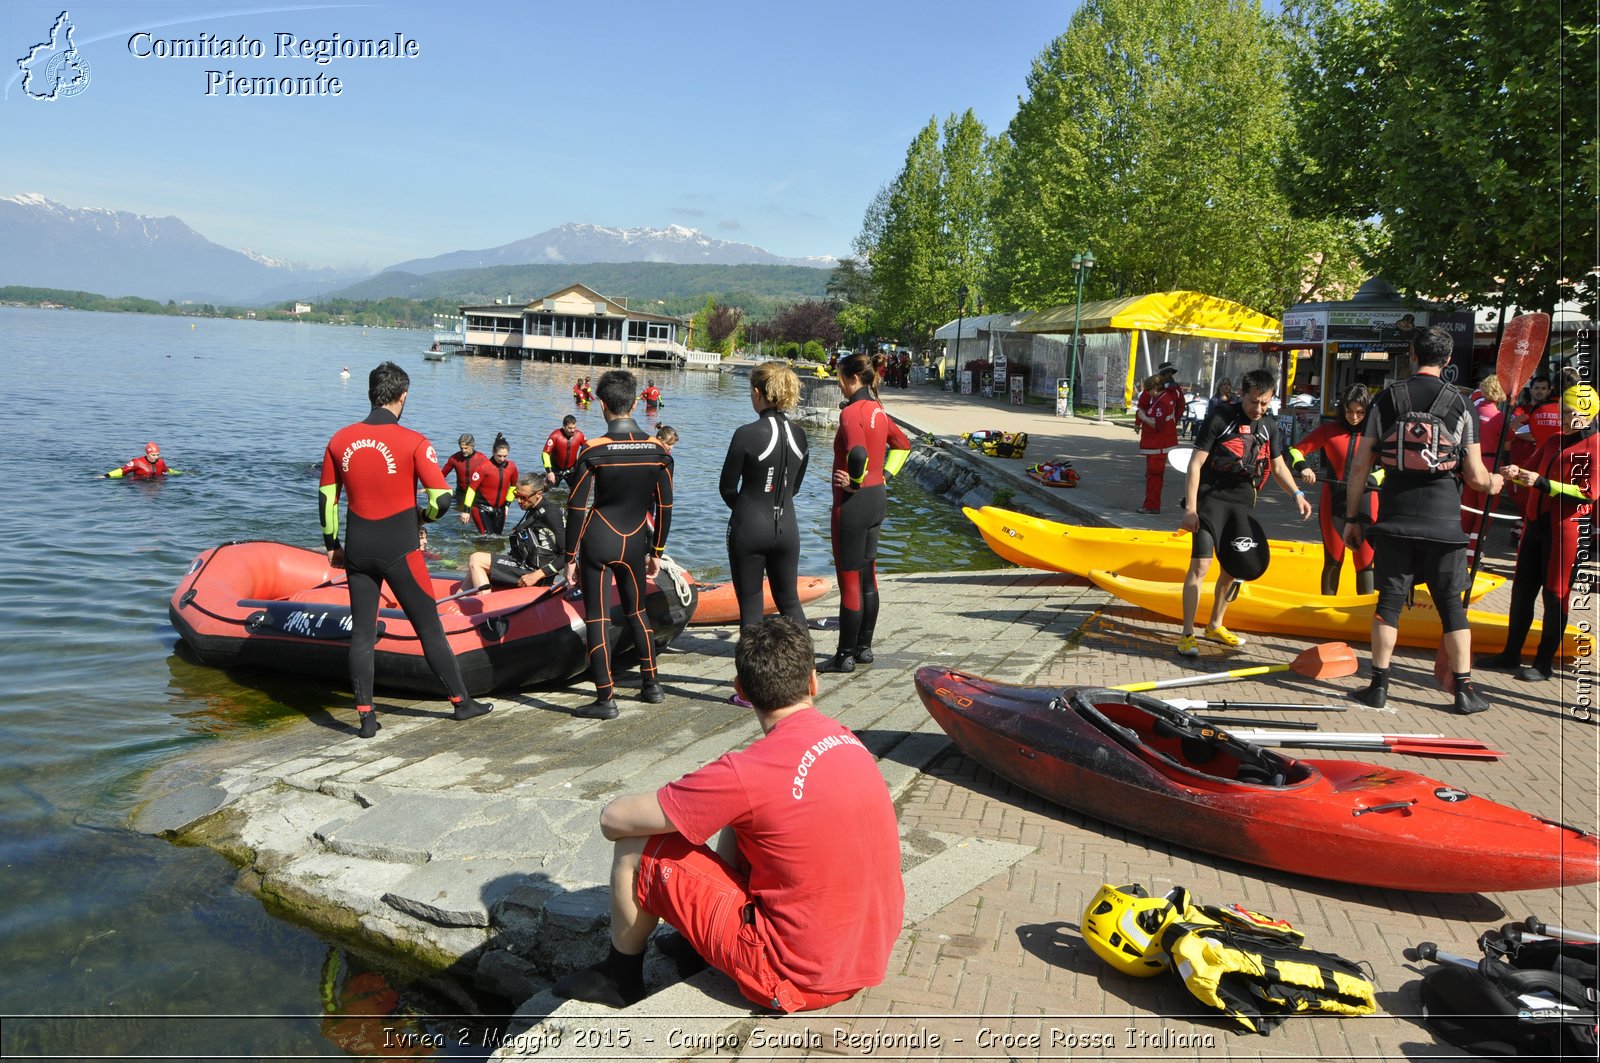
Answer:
[{"left": 1017, "top": 290, "right": 1281, "bottom": 343}]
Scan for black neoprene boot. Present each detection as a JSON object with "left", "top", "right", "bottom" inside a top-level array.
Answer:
[
  {"left": 855, "top": 583, "right": 879, "bottom": 664},
  {"left": 1452, "top": 682, "right": 1491, "bottom": 714},
  {"left": 1351, "top": 667, "right": 1388, "bottom": 709},
  {"left": 357, "top": 710, "right": 380, "bottom": 739},
  {"left": 574, "top": 697, "right": 619, "bottom": 720},
  {"left": 639, "top": 682, "right": 665, "bottom": 704},
  {"left": 452, "top": 698, "right": 493, "bottom": 721},
  {"left": 818, "top": 653, "right": 856, "bottom": 674},
  {"left": 553, "top": 945, "right": 646, "bottom": 1008}
]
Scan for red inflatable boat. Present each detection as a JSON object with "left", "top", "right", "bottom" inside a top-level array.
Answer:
[
  {"left": 170, "top": 541, "right": 696, "bottom": 696},
  {"left": 915, "top": 667, "right": 1599, "bottom": 894}
]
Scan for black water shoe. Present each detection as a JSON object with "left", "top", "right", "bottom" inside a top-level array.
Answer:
[
  {"left": 453, "top": 699, "right": 493, "bottom": 721},
  {"left": 1452, "top": 685, "right": 1492, "bottom": 714},
  {"left": 854, "top": 647, "right": 875, "bottom": 664},
  {"left": 357, "top": 712, "right": 380, "bottom": 739},
  {"left": 552, "top": 965, "right": 644, "bottom": 1008},
  {"left": 574, "top": 698, "right": 619, "bottom": 720},
  {"left": 639, "top": 683, "right": 665, "bottom": 704},
  {"left": 1350, "top": 685, "right": 1387, "bottom": 709},
  {"left": 1516, "top": 664, "right": 1553, "bottom": 682},
  {"left": 818, "top": 654, "right": 855, "bottom": 674}
]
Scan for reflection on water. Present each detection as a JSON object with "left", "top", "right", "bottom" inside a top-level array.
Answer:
[{"left": 0, "top": 307, "right": 1000, "bottom": 1056}]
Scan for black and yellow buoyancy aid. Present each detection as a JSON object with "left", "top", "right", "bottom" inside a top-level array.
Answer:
[{"left": 1161, "top": 918, "right": 1377, "bottom": 1035}]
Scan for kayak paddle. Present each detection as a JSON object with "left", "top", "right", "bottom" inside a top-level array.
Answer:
[
  {"left": 1268, "top": 740, "right": 1503, "bottom": 760},
  {"left": 1114, "top": 642, "right": 1359, "bottom": 693},
  {"left": 1163, "top": 697, "right": 1349, "bottom": 713}
]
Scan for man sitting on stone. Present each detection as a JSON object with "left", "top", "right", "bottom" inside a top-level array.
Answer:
[{"left": 553, "top": 616, "right": 904, "bottom": 1011}]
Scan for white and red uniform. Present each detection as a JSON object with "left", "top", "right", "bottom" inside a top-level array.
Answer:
[{"left": 1137, "top": 383, "right": 1184, "bottom": 512}]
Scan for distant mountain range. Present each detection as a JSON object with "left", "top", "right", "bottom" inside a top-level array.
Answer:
[
  {"left": 0, "top": 194, "right": 362, "bottom": 304},
  {"left": 1, "top": 194, "right": 836, "bottom": 305},
  {"left": 383, "top": 222, "right": 836, "bottom": 275}
]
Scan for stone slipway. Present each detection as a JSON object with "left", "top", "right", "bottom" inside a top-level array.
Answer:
[{"left": 132, "top": 567, "right": 1100, "bottom": 1002}]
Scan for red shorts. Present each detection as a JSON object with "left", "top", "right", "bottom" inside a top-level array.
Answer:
[{"left": 636, "top": 833, "right": 857, "bottom": 1013}]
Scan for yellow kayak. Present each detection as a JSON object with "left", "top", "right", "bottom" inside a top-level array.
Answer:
[
  {"left": 1087, "top": 569, "right": 1581, "bottom": 659},
  {"left": 963, "top": 506, "right": 1503, "bottom": 602}
]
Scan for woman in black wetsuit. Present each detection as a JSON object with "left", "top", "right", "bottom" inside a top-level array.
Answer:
[
  {"left": 719, "top": 362, "right": 809, "bottom": 631},
  {"left": 822, "top": 353, "right": 911, "bottom": 673}
]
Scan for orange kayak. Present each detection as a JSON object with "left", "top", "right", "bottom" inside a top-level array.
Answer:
[{"left": 688, "top": 575, "right": 833, "bottom": 626}]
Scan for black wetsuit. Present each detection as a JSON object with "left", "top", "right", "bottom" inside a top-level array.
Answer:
[
  {"left": 1190, "top": 402, "right": 1280, "bottom": 559},
  {"left": 719, "top": 408, "right": 809, "bottom": 629},
  {"left": 564, "top": 418, "right": 674, "bottom": 700},
  {"left": 319, "top": 408, "right": 469, "bottom": 710},
  {"left": 489, "top": 499, "right": 565, "bottom": 587}
]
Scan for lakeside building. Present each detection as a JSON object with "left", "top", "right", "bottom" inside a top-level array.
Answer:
[{"left": 459, "top": 283, "right": 716, "bottom": 369}]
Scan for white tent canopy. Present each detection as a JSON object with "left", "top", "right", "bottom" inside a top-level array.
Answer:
[{"left": 933, "top": 312, "right": 1032, "bottom": 342}]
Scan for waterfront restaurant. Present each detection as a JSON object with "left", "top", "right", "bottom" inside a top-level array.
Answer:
[{"left": 459, "top": 283, "right": 706, "bottom": 368}]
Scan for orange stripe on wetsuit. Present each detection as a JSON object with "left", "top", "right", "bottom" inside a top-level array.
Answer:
[{"left": 564, "top": 420, "right": 675, "bottom": 699}]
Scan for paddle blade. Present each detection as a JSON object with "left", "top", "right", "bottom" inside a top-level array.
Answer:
[
  {"left": 1496, "top": 312, "right": 1551, "bottom": 399},
  {"left": 1290, "top": 642, "right": 1359, "bottom": 680}
]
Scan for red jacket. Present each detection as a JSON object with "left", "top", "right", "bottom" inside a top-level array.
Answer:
[
  {"left": 542, "top": 428, "right": 586, "bottom": 473},
  {"left": 111, "top": 455, "right": 169, "bottom": 480},
  {"left": 1137, "top": 385, "right": 1183, "bottom": 453},
  {"left": 1520, "top": 427, "right": 1600, "bottom": 598},
  {"left": 463, "top": 454, "right": 518, "bottom": 510}
]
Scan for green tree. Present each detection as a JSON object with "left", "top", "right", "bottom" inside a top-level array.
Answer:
[
  {"left": 873, "top": 119, "right": 952, "bottom": 347},
  {"left": 1285, "top": 0, "right": 1596, "bottom": 312},
  {"left": 942, "top": 109, "right": 996, "bottom": 316},
  {"left": 988, "top": 0, "right": 1366, "bottom": 315}
]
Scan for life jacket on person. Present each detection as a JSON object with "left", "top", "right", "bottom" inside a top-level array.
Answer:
[
  {"left": 1160, "top": 916, "right": 1377, "bottom": 1034},
  {"left": 1377, "top": 379, "right": 1466, "bottom": 475},
  {"left": 1206, "top": 409, "right": 1273, "bottom": 491}
]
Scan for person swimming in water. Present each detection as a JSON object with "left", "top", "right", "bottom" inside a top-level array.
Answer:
[{"left": 106, "top": 442, "right": 170, "bottom": 480}]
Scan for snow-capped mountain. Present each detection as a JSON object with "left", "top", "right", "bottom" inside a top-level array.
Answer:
[
  {"left": 383, "top": 222, "right": 836, "bottom": 275},
  {"left": 0, "top": 193, "right": 359, "bottom": 304}
]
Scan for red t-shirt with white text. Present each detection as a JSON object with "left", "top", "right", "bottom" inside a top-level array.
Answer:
[{"left": 657, "top": 707, "right": 903, "bottom": 994}]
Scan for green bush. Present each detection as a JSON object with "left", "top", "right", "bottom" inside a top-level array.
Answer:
[{"left": 802, "top": 339, "right": 826, "bottom": 363}]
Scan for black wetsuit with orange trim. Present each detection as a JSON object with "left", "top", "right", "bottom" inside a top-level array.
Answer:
[
  {"left": 564, "top": 418, "right": 674, "bottom": 700},
  {"left": 830, "top": 391, "right": 911, "bottom": 658},
  {"left": 319, "top": 407, "right": 469, "bottom": 710}
]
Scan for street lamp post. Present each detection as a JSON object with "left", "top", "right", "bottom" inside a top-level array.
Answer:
[
  {"left": 1064, "top": 251, "right": 1095, "bottom": 418},
  {"left": 952, "top": 284, "right": 968, "bottom": 386}
]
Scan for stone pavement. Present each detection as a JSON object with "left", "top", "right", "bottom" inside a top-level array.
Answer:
[{"left": 131, "top": 376, "right": 1594, "bottom": 1061}]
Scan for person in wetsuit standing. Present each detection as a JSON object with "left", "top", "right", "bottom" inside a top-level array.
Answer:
[
  {"left": 460, "top": 433, "right": 518, "bottom": 535},
  {"left": 820, "top": 353, "right": 911, "bottom": 674},
  {"left": 319, "top": 361, "right": 493, "bottom": 738},
  {"left": 719, "top": 361, "right": 810, "bottom": 631},
  {"left": 1288, "top": 385, "right": 1381, "bottom": 595},
  {"left": 563, "top": 370, "right": 675, "bottom": 720},
  {"left": 440, "top": 433, "right": 476, "bottom": 499},
  {"left": 542, "top": 415, "right": 585, "bottom": 488}
]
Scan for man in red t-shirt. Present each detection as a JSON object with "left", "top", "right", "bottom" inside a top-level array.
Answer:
[{"left": 553, "top": 617, "right": 904, "bottom": 1010}]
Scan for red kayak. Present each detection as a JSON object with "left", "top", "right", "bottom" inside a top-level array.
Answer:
[
  {"left": 687, "top": 575, "right": 833, "bottom": 626},
  {"left": 915, "top": 667, "right": 1599, "bottom": 893},
  {"left": 170, "top": 541, "right": 696, "bottom": 696}
]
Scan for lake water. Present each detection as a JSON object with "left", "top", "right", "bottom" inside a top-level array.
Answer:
[{"left": 0, "top": 307, "right": 1000, "bottom": 1057}]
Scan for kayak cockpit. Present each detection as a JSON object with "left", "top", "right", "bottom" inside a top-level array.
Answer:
[{"left": 1067, "top": 689, "right": 1316, "bottom": 789}]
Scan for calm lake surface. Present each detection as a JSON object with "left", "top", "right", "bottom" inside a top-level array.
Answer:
[{"left": 0, "top": 307, "right": 1000, "bottom": 1057}]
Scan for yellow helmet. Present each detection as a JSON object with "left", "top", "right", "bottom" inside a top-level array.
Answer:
[{"left": 1082, "top": 883, "right": 1187, "bottom": 977}]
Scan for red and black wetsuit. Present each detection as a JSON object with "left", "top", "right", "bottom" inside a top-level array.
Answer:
[
  {"left": 440, "top": 449, "right": 475, "bottom": 498},
  {"left": 641, "top": 385, "right": 661, "bottom": 409},
  {"left": 1498, "top": 424, "right": 1600, "bottom": 674},
  {"left": 542, "top": 427, "right": 586, "bottom": 486},
  {"left": 1289, "top": 417, "right": 1378, "bottom": 593},
  {"left": 829, "top": 391, "right": 911, "bottom": 661},
  {"left": 110, "top": 456, "right": 169, "bottom": 480},
  {"left": 319, "top": 407, "right": 470, "bottom": 712},
  {"left": 564, "top": 418, "right": 674, "bottom": 701},
  {"left": 463, "top": 454, "right": 518, "bottom": 535}
]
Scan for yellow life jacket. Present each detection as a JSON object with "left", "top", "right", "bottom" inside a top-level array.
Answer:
[{"left": 1161, "top": 919, "right": 1376, "bottom": 1035}]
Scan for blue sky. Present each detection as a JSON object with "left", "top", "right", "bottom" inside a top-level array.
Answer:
[{"left": 3, "top": 1, "right": 1072, "bottom": 272}]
